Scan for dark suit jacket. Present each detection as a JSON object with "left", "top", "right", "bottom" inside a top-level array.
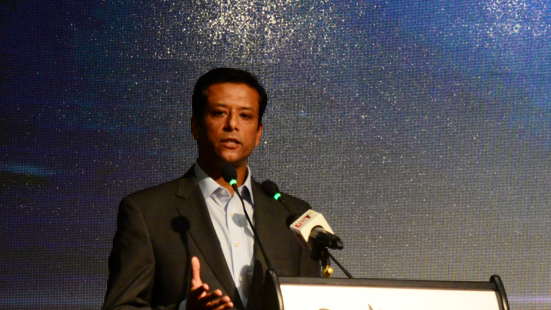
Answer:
[{"left": 103, "top": 166, "right": 320, "bottom": 310}]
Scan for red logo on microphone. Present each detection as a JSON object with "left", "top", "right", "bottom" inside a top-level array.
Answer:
[{"left": 294, "top": 214, "right": 311, "bottom": 228}]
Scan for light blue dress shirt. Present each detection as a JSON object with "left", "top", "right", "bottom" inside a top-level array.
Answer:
[{"left": 179, "top": 164, "right": 255, "bottom": 310}]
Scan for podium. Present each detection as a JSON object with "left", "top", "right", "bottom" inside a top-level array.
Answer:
[{"left": 263, "top": 271, "right": 509, "bottom": 310}]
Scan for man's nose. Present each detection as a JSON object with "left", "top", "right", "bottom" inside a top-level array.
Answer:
[{"left": 224, "top": 112, "right": 238, "bottom": 131}]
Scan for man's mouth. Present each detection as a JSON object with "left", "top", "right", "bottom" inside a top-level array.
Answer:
[{"left": 221, "top": 138, "right": 240, "bottom": 147}]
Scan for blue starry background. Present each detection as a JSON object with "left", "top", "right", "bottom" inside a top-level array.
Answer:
[{"left": 1, "top": 0, "right": 550, "bottom": 309}]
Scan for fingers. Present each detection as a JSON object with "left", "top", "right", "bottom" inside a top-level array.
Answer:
[
  {"left": 188, "top": 282, "right": 208, "bottom": 302},
  {"left": 188, "top": 287, "right": 234, "bottom": 309},
  {"left": 189, "top": 257, "right": 209, "bottom": 303},
  {"left": 190, "top": 256, "right": 203, "bottom": 289},
  {"left": 188, "top": 288, "right": 233, "bottom": 310},
  {"left": 200, "top": 291, "right": 233, "bottom": 310},
  {"left": 197, "top": 290, "right": 222, "bottom": 304},
  {"left": 188, "top": 257, "right": 233, "bottom": 310}
]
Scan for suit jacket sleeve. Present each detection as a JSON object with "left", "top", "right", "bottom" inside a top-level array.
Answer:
[{"left": 103, "top": 196, "right": 178, "bottom": 310}]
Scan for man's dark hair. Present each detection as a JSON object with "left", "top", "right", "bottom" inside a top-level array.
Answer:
[{"left": 192, "top": 67, "right": 268, "bottom": 125}]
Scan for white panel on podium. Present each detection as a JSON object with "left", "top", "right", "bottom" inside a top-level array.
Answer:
[{"left": 278, "top": 277, "right": 505, "bottom": 310}]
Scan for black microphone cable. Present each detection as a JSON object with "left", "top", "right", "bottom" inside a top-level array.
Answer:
[{"left": 221, "top": 165, "right": 273, "bottom": 269}]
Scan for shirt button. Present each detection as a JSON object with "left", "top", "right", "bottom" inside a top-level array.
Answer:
[
  {"left": 239, "top": 276, "right": 243, "bottom": 282},
  {"left": 230, "top": 212, "right": 235, "bottom": 217},
  {"left": 235, "top": 242, "right": 240, "bottom": 247}
]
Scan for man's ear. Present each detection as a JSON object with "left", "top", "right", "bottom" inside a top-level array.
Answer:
[
  {"left": 191, "top": 115, "right": 201, "bottom": 141},
  {"left": 255, "top": 123, "right": 263, "bottom": 147}
]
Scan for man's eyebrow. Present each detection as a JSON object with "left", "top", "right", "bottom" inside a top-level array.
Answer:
[
  {"left": 208, "top": 102, "right": 228, "bottom": 108},
  {"left": 208, "top": 103, "right": 257, "bottom": 111},
  {"left": 206, "top": 103, "right": 231, "bottom": 111}
]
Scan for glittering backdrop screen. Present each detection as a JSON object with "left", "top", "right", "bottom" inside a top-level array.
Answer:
[{"left": 1, "top": 0, "right": 550, "bottom": 309}]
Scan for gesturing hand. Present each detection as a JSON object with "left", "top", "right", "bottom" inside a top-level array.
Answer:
[{"left": 187, "top": 257, "right": 234, "bottom": 310}]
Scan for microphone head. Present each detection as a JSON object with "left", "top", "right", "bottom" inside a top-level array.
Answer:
[
  {"left": 261, "top": 180, "right": 280, "bottom": 198},
  {"left": 221, "top": 165, "right": 238, "bottom": 186}
]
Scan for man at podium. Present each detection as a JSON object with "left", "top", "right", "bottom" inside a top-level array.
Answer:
[{"left": 103, "top": 68, "right": 320, "bottom": 310}]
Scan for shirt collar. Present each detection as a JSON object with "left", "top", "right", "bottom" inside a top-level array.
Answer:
[{"left": 194, "top": 162, "right": 254, "bottom": 204}]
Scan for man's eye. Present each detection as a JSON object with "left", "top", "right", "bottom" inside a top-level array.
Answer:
[
  {"left": 212, "top": 111, "right": 225, "bottom": 116},
  {"left": 241, "top": 114, "right": 252, "bottom": 119}
]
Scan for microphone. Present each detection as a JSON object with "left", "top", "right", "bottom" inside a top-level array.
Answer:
[
  {"left": 288, "top": 210, "right": 343, "bottom": 251},
  {"left": 262, "top": 179, "right": 352, "bottom": 278},
  {"left": 261, "top": 180, "right": 343, "bottom": 251},
  {"left": 260, "top": 180, "right": 280, "bottom": 200},
  {"left": 221, "top": 165, "right": 238, "bottom": 187},
  {"left": 221, "top": 165, "right": 273, "bottom": 269},
  {"left": 261, "top": 180, "right": 292, "bottom": 214}
]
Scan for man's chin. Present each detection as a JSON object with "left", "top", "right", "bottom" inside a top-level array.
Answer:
[
  {"left": 216, "top": 150, "right": 249, "bottom": 164},
  {"left": 220, "top": 159, "right": 247, "bottom": 168},
  {"left": 222, "top": 158, "right": 250, "bottom": 170}
]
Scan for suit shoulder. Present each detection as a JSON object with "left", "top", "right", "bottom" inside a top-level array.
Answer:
[
  {"left": 123, "top": 166, "right": 196, "bottom": 203},
  {"left": 122, "top": 176, "right": 196, "bottom": 206},
  {"left": 127, "top": 178, "right": 180, "bottom": 197},
  {"left": 280, "top": 192, "right": 311, "bottom": 213}
]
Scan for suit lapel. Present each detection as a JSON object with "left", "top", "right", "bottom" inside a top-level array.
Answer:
[
  {"left": 173, "top": 167, "right": 243, "bottom": 309},
  {"left": 251, "top": 181, "right": 277, "bottom": 272}
]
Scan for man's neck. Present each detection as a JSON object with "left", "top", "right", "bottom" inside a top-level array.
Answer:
[{"left": 196, "top": 159, "right": 248, "bottom": 195}]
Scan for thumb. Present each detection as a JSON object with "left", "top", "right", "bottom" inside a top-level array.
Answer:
[{"left": 190, "top": 256, "right": 203, "bottom": 289}]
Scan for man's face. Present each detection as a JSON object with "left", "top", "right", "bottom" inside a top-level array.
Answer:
[{"left": 191, "top": 82, "right": 263, "bottom": 169}]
